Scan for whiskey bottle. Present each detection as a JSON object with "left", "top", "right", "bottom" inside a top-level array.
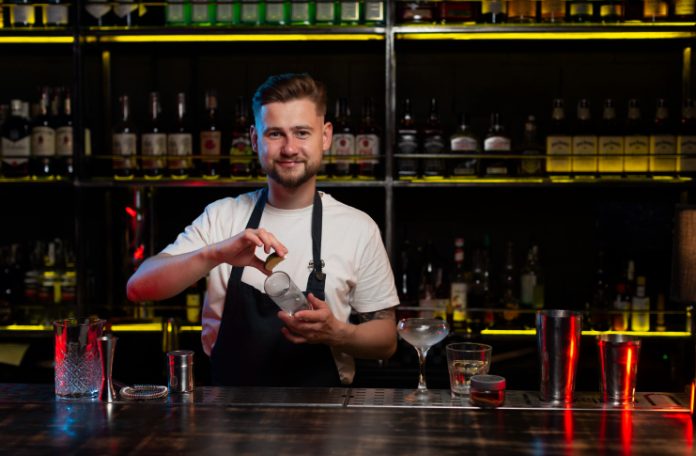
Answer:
[
  {"left": 624, "top": 99, "right": 649, "bottom": 175},
  {"left": 141, "top": 92, "right": 167, "bottom": 179},
  {"left": 329, "top": 97, "right": 356, "bottom": 178},
  {"left": 167, "top": 92, "right": 193, "bottom": 179},
  {"left": 631, "top": 276, "right": 650, "bottom": 331},
  {"left": 518, "top": 114, "right": 544, "bottom": 176},
  {"left": 480, "top": 0, "right": 507, "bottom": 23},
  {"left": 678, "top": 98, "right": 696, "bottom": 174},
  {"left": 588, "top": 250, "right": 611, "bottom": 331},
  {"left": 230, "top": 97, "right": 252, "bottom": 178},
  {"left": 396, "top": 98, "right": 420, "bottom": 178},
  {"left": 199, "top": 90, "right": 222, "bottom": 179},
  {"left": 9, "top": 0, "right": 36, "bottom": 26},
  {"left": 468, "top": 240, "right": 492, "bottom": 332},
  {"left": 571, "top": 99, "right": 598, "bottom": 176},
  {"left": 450, "top": 237, "right": 468, "bottom": 332},
  {"left": 508, "top": 0, "right": 536, "bottom": 22},
  {"left": 355, "top": 97, "right": 381, "bottom": 178},
  {"left": 598, "top": 99, "right": 624, "bottom": 175},
  {"left": 449, "top": 113, "right": 479, "bottom": 177},
  {"left": 598, "top": 0, "right": 623, "bottom": 22},
  {"left": 85, "top": 0, "right": 113, "bottom": 26},
  {"left": 422, "top": 97, "right": 446, "bottom": 178},
  {"left": 240, "top": 0, "right": 263, "bottom": 24},
  {"left": 482, "top": 112, "right": 512, "bottom": 177},
  {"left": 649, "top": 98, "right": 677, "bottom": 175},
  {"left": 55, "top": 89, "right": 74, "bottom": 178},
  {"left": 499, "top": 241, "right": 520, "bottom": 327},
  {"left": 567, "top": 0, "right": 594, "bottom": 22},
  {"left": 540, "top": 0, "right": 565, "bottom": 22},
  {"left": 643, "top": 0, "right": 669, "bottom": 22},
  {"left": 612, "top": 282, "right": 631, "bottom": 331},
  {"left": 520, "top": 244, "right": 544, "bottom": 318},
  {"left": 315, "top": 0, "right": 337, "bottom": 24},
  {"left": 112, "top": 94, "right": 137, "bottom": 179},
  {"left": 290, "top": 0, "right": 314, "bottom": 25},
  {"left": 546, "top": 98, "right": 572, "bottom": 175},
  {"left": 1, "top": 99, "right": 31, "bottom": 178},
  {"left": 31, "top": 87, "right": 56, "bottom": 179},
  {"left": 339, "top": 0, "right": 361, "bottom": 24},
  {"left": 440, "top": 0, "right": 480, "bottom": 23}
]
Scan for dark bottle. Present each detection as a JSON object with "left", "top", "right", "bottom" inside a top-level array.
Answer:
[
  {"left": 422, "top": 98, "right": 446, "bottom": 178},
  {"left": 450, "top": 237, "right": 468, "bottom": 331},
  {"left": 567, "top": 0, "right": 594, "bottom": 22},
  {"left": 500, "top": 241, "right": 520, "bottom": 327},
  {"left": 230, "top": 97, "right": 252, "bottom": 178},
  {"left": 449, "top": 113, "right": 479, "bottom": 177},
  {"left": 678, "top": 98, "right": 696, "bottom": 174},
  {"left": 397, "top": 1, "right": 438, "bottom": 23},
  {"left": 571, "top": 98, "right": 598, "bottom": 176},
  {"left": 439, "top": 0, "right": 480, "bottom": 23},
  {"left": 112, "top": 94, "right": 137, "bottom": 179},
  {"left": 587, "top": 250, "right": 611, "bottom": 331},
  {"left": 1, "top": 99, "right": 31, "bottom": 178},
  {"left": 355, "top": 97, "right": 381, "bottom": 179},
  {"left": 167, "top": 92, "right": 193, "bottom": 179},
  {"left": 597, "top": 99, "right": 624, "bottom": 175},
  {"left": 397, "top": 240, "right": 422, "bottom": 306},
  {"left": 518, "top": 114, "right": 544, "bottom": 176},
  {"left": 468, "top": 240, "right": 492, "bottom": 332},
  {"left": 546, "top": 98, "right": 572, "bottom": 175},
  {"left": 598, "top": 0, "right": 623, "bottom": 22},
  {"left": 482, "top": 112, "right": 512, "bottom": 177},
  {"left": 55, "top": 89, "right": 74, "bottom": 178},
  {"left": 480, "top": 0, "right": 507, "bottom": 23},
  {"left": 649, "top": 98, "right": 677, "bottom": 175},
  {"left": 112, "top": 0, "right": 138, "bottom": 26},
  {"left": 84, "top": 0, "right": 114, "bottom": 26},
  {"left": 141, "top": 92, "right": 166, "bottom": 179},
  {"left": 199, "top": 90, "right": 222, "bottom": 179},
  {"left": 396, "top": 98, "right": 420, "bottom": 178},
  {"left": 31, "top": 87, "right": 56, "bottom": 179},
  {"left": 329, "top": 97, "right": 356, "bottom": 178},
  {"left": 624, "top": 98, "right": 649, "bottom": 175}
]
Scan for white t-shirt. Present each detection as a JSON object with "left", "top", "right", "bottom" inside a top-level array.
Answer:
[{"left": 161, "top": 189, "right": 400, "bottom": 384}]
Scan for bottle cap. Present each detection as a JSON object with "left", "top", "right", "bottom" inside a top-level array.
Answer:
[{"left": 470, "top": 374, "right": 506, "bottom": 391}]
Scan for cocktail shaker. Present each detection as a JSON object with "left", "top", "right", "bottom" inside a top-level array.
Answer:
[{"left": 167, "top": 350, "right": 194, "bottom": 393}]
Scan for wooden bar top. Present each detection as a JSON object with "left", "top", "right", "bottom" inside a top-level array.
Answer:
[{"left": 0, "top": 384, "right": 693, "bottom": 455}]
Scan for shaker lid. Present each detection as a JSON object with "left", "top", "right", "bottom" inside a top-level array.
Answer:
[{"left": 470, "top": 374, "right": 506, "bottom": 391}]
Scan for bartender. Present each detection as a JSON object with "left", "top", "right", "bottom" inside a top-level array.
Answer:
[{"left": 126, "top": 73, "right": 400, "bottom": 386}]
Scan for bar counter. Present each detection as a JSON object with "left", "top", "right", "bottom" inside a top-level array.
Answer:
[{"left": 0, "top": 384, "right": 693, "bottom": 455}]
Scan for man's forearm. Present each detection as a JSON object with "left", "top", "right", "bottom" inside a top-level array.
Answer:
[{"left": 334, "top": 311, "right": 397, "bottom": 360}]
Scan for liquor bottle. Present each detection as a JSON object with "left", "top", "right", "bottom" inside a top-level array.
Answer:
[
  {"left": 519, "top": 245, "right": 538, "bottom": 312},
  {"left": 546, "top": 98, "right": 572, "bottom": 175},
  {"left": 191, "top": 0, "right": 216, "bottom": 25},
  {"left": 598, "top": 0, "right": 623, "bottom": 22},
  {"left": 240, "top": 0, "right": 263, "bottom": 24},
  {"left": 289, "top": 0, "right": 314, "bottom": 24},
  {"left": 9, "top": 0, "right": 36, "bottom": 26},
  {"left": 141, "top": 92, "right": 167, "bottom": 179},
  {"left": 31, "top": 87, "right": 56, "bottom": 179},
  {"left": 500, "top": 241, "right": 520, "bottom": 327},
  {"left": 84, "top": 0, "right": 113, "bottom": 26},
  {"left": 230, "top": 96, "right": 252, "bottom": 178},
  {"left": 396, "top": 98, "right": 420, "bottom": 178},
  {"left": 649, "top": 98, "right": 677, "bottom": 175},
  {"left": 612, "top": 282, "right": 631, "bottom": 331},
  {"left": 168, "top": 92, "right": 193, "bottom": 179},
  {"left": 199, "top": 90, "right": 222, "bottom": 179},
  {"left": 363, "top": 0, "right": 384, "bottom": 24},
  {"left": 449, "top": 113, "right": 479, "bottom": 177},
  {"left": 571, "top": 99, "right": 598, "bottom": 176},
  {"left": 598, "top": 99, "right": 624, "bottom": 175},
  {"left": 468, "top": 241, "right": 491, "bottom": 332},
  {"left": 642, "top": 0, "right": 669, "bottom": 22},
  {"left": 624, "top": 98, "right": 649, "bottom": 175},
  {"left": 43, "top": 0, "right": 69, "bottom": 26},
  {"left": 113, "top": 0, "right": 138, "bottom": 26},
  {"left": 418, "top": 240, "right": 441, "bottom": 319},
  {"left": 439, "top": 0, "right": 480, "bottom": 23},
  {"left": 673, "top": 0, "right": 696, "bottom": 20},
  {"left": 216, "top": 0, "right": 235, "bottom": 25},
  {"left": 678, "top": 98, "right": 696, "bottom": 174},
  {"left": 518, "top": 114, "right": 544, "bottom": 176},
  {"left": 1, "top": 99, "right": 31, "bottom": 178},
  {"left": 397, "top": 1, "right": 437, "bottom": 23},
  {"left": 508, "top": 0, "right": 536, "bottom": 22},
  {"left": 339, "top": 0, "right": 361, "bottom": 24},
  {"left": 422, "top": 97, "right": 446, "bottom": 178},
  {"left": 540, "top": 0, "right": 565, "bottom": 22},
  {"left": 587, "top": 250, "right": 611, "bottom": 331},
  {"left": 355, "top": 97, "right": 381, "bottom": 178},
  {"left": 55, "top": 89, "right": 74, "bottom": 178},
  {"left": 166, "top": 0, "right": 192, "bottom": 25},
  {"left": 329, "top": 97, "right": 356, "bottom": 178},
  {"left": 264, "top": 0, "right": 288, "bottom": 24},
  {"left": 450, "top": 237, "right": 468, "bottom": 332},
  {"left": 482, "top": 112, "right": 512, "bottom": 177},
  {"left": 567, "top": 0, "right": 594, "bottom": 22},
  {"left": 112, "top": 94, "right": 137, "bottom": 179},
  {"left": 315, "top": 0, "right": 337, "bottom": 24},
  {"left": 397, "top": 240, "right": 421, "bottom": 306},
  {"left": 631, "top": 275, "right": 650, "bottom": 331},
  {"left": 480, "top": 0, "right": 507, "bottom": 23}
]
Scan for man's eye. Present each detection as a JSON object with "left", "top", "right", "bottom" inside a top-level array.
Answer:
[
  {"left": 296, "top": 131, "right": 310, "bottom": 138},
  {"left": 268, "top": 131, "right": 281, "bottom": 138}
]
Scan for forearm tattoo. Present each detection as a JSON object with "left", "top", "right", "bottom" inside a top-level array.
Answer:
[{"left": 358, "top": 308, "right": 396, "bottom": 324}]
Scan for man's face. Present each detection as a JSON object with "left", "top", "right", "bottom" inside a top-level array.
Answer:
[{"left": 251, "top": 98, "right": 332, "bottom": 189}]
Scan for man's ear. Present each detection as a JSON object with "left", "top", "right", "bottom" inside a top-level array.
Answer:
[{"left": 323, "top": 121, "right": 333, "bottom": 152}]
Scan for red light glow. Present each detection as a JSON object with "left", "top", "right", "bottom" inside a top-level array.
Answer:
[
  {"left": 565, "top": 317, "right": 577, "bottom": 402},
  {"left": 133, "top": 244, "right": 144, "bottom": 261},
  {"left": 125, "top": 206, "right": 137, "bottom": 218}
]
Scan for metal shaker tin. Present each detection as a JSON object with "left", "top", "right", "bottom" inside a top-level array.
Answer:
[{"left": 167, "top": 350, "right": 194, "bottom": 393}]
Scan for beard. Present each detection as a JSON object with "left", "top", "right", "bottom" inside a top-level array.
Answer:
[{"left": 264, "top": 159, "right": 320, "bottom": 189}]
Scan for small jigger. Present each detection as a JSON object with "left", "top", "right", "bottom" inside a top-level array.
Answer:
[{"left": 98, "top": 334, "right": 118, "bottom": 402}]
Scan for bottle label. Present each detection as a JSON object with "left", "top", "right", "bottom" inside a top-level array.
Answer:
[
  {"left": 13, "top": 4, "right": 35, "bottom": 24},
  {"left": 675, "top": 0, "right": 695, "bottom": 15},
  {"left": 114, "top": 0, "right": 137, "bottom": 18},
  {"left": 142, "top": 133, "right": 167, "bottom": 170},
  {"left": 650, "top": 134, "right": 677, "bottom": 173},
  {"left": 112, "top": 133, "right": 136, "bottom": 169},
  {"left": 598, "top": 136, "right": 624, "bottom": 173},
  {"left": 482, "top": 0, "right": 506, "bottom": 14},
  {"left": 613, "top": 299, "right": 630, "bottom": 331},
  {"left": 397, "top": 130, "right": 419, "bottom": 176},
  {"left": 570, "top": 2, "right": 593, "bottom": 16},
  {"left": 364, "top": 1, "right": 384, "bottom": 21},
  {"left": 520, "top": 273, "right": 536, "bottom": 306},
  {"left": 451, "top": 282, "right": 468, "bottom": 323},
  {"left": 315, "top": 3, "right": 335, "bottom": 21},
  {"left": 86, "top": 0, "right": 111, "bottom": 19},
  {"left": 31, "top": 127, "right": 56, "bottom": 157},
  {"left": 168, "top": 133, "right": 192, "bottom": 170},
  {"left": 217, "top": 3, "right": 234, "bottom": 21},
  {"left": 451, "top": 136, "right": 478, "bottom": 152},
  {"left": 484, "top": 136, "right": 510, "bottom": 152},
  {"left": 291, "top": 3, "right": 310, "bottom": 21},
  {"left": 231, "top": 133, "right": 252, "bottom": 156},
  {"left": 600, "top": 4, "right": 623, "bottom": 17},
  {"left": 340, "top": 2, "right": 360, "bottom": 21},
  {"left": 355, "top": 134, "right": 380, "bottom": 165},
  {"left": 241, "top": 3, "right": 260, "bottom": 22},
  {"left": 679, "top": 135, "right": 696, "bottom": 172},
  {"left": 166, "top": 4, "right": 185, "bottom": 22},
  {"left": 266, "top": 3, "right": 286, "bottom": 22},
  {"left": 56, "top": 126, "right": 73, "bottom": 157},
  {"left": 546, "top": 135, "right": 572, "bottom": 173},
  {"left": 200, "top": 130, "right": 221, "bottom": 162},
  {"left": 330, "top": 133, "right": 355, "bottom": 173},
  {"left": 2, "top": 137, "right": 30, "bottom": 166},
  {"left": 192, "top": 2, "right": 212, "bottom": 22},
  {"left": 572, "top": 135, "right": 597, "bottom": 173},
  {"left": 46, "top": 5, "right": 69, "bottom": 24}
]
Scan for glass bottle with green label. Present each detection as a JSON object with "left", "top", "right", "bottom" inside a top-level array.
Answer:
[
  {"left": 166, "top": 0, "right": 192, "bottom": 26},
  {"left": 338, "top": 0, "right": 361, "bottom": 24},
  {"left": 216, "top": 0, "right": 236, "bottom": 24},
  {"left": 240, "top": 0, "right": 263, "bottom": 24},
  {"left": 265, "top": 0, "right": 289, "bottom": 24},
  {"left": 191, "top": 0, "right": 216, "bottom": 25},
  {"left": 315, "top": 0, "right": 337, "bottom": 24},
  {"left": 290, "top": 0, "right": 314, "bottom": 25},
  {"left": 363, "top": 0, "right": 384, "bottom": 25}
]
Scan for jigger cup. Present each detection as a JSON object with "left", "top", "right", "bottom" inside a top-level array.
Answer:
[
  {"left": 536, "top": 310, "right": 582, "bottom": 404},
  {"left": 99, "top": 334, "right": 118, "bottom": 402}
]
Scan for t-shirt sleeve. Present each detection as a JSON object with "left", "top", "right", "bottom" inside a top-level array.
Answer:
[
  {"left": 160, "top": 204, "right": 216, "bottom": 256},
  {"left": 351, "top": 221, "right": 400, "bottom": 313}
]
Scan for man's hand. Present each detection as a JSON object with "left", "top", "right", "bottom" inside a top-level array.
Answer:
[
  {"left": 211, "top": 228, "right": 288, "bottom": 275},
  {"left": 278, "top": 293, "right": 352, "bottom": 345}
]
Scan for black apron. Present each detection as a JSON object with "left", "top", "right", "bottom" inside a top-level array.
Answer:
[{"left": 210, "top": 189, "right": 340, "bottom": 387}]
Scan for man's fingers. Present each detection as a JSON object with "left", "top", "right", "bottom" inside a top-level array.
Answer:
[{"left": 281, "top": 327, "right": 306, "bottom": 344}]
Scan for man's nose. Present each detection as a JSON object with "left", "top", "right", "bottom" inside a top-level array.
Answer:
[{"left": 281, "top": 136, "right": 300, "bottom": 155}]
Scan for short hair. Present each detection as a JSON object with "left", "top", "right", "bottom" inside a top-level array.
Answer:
[{"left": 252, "top": 73, "right": 327, "bottom": 120}]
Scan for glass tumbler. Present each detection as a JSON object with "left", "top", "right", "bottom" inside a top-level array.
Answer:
[
  {"left": 263, "top": 271, "right": 312, "bottom": 316},
  {"left": 53, "top": 318, "right": 105, "bottom": 399}
]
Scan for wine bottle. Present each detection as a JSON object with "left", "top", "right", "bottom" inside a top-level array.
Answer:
[
  {"left": 449, "top": 113, "right": 479, "bottom": 177},
  {"left": 112, "top": 94, "right": 137, "bottom": 179},
  {"left": 571, "top": 98, "right": 598, "bottom": 176},
  {"left": 1, "top": 99, "right": 31, "bottom": 178},
  {"left": 31, "top": 87, "right": 56, "bottom": 179},
  {"left": 422, "top": 97, "right": 446, "bottom": 178},
  {"left": 199, "top": 90, "right": 222, "bottom": 179},
  {"left": 482, "top": 112, "right": 512, "bottom": 177},
  {"left": 396, "top": 98, "right": 420, "bottom": 178},
  {"left": 230, "top": 96, "right": 252, "bottom": 178},
  {"left": 355, "top": 97, "right": 381, "bottom": 178},
  {"left": 141, "top": 92, "right": 167, "bottom": 179},
  {"left": 55, "top": 88, "right": 74, "bottom": 178},
  {"left": 168, "top": 92, "right": 193, "bottom": 179},
  {"left": 329, "top": 97, "right": 356, "bottom": 178}
]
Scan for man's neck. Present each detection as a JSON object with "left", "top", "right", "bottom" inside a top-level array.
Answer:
[{"left": 266, "top": 179, "right": 317, "bottom": 209}]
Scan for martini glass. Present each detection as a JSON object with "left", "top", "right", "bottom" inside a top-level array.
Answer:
[{"left": 397, "top": 318, "right": 450, "bottom": 402}]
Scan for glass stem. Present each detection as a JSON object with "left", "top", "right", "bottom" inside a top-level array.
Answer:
[{"left": 416, "top": 347, "right": 430, "bottom": 392}]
